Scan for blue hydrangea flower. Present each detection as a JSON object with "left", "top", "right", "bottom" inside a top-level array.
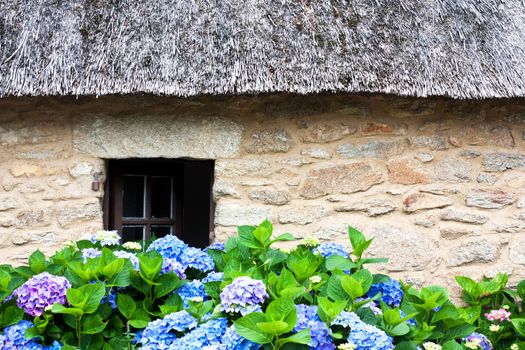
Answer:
[
  {"left": 463, "top": 332, "right": 493, "bottom": 350},
  {"left": 294, "top": 305, "right": 334, "bottom": 350},
  {"left": 220, "top": 277, "right": 268, "bottom": 314},
  {"left": 0, "top": 320, "right": 45, "bottom": 349},
  {"left": 139, "top": 311, "right": 197, "bottom": 349},
  {"left": 203, "top": 272, "right": 224, "bottom": 284},
  {"left": 312, "top": 242, "right": 349, "bottom": 258},
  {"left": 179, "top": 247, "right": 215, "bottom": 273},
  {"left": 81, "top": 248, "right": 102, "bottom": 263},
  {"left": 162, "top": 258, "right": 187, "bottom": 278},
  {"left": 113, "top": 250, "right": 140, "bottom": 270},
  {"left": 167, "top": 318, "right": 229, "bottom": 349},
  {"left": 148, "top": 235, "right": 188, "bottom": 260},
  {"left": 366, "top": 279, "right": 404, "bottom": 307},
  {"left": 206, "top": 242, "right": 225, "bottom": 251},
  {"left": 355, "top": 297, "right": 383, "bottom": 315},
  {"left": 220, "top": 325, "right": 261, "bottom": 350},
  {"left": 177, "top": 280, "right": 207, "bottom": 306},
  {"left": 332, "top": 311, "right": 394, "bottom": 350},
  {"left": 101, "top": 289, "right": 117, "bottom": 309}
]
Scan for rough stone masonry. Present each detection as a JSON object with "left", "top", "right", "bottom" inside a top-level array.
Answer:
[{"left": 1, "top": 93, "right": 525, "bottom": 291}]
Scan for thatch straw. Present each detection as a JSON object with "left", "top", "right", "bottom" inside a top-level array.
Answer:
[{"left": 1, "top": 0, "right": 524, "bottom": 99}]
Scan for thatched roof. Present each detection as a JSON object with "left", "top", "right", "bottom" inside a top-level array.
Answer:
[{"left": 1, "top": 0, "right": 524, "bottom": 99}]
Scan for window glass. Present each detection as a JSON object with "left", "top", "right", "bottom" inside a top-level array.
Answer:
[
  {"left": 122, "top": 175, "right": 146, "bottom": 218},
  {"left": 122, "top": 225, "right": 145, "bottom": 243},
  {"left": 151, "top": 225, "right": 172, "bottom": 238},
  {"left": 151, "top": 176, "right": 172, "bottom": 218}
]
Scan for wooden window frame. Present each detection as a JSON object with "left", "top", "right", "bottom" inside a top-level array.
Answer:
[{"left": 106, "top": 160, "right": 183, "bottom": 241}]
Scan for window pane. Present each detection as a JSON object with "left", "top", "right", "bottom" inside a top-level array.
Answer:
[
  {"left": 151, "top": 225, "right": 172, "bottom": 239},
  {"left": 151, "top": 176, "right": 172, "bottom": 218},
  {"left": 122, "top": 225, "right": 145, "bottom": 243},
  {"left": 123, "top": 175, "right": 145, "bottom": 218}
]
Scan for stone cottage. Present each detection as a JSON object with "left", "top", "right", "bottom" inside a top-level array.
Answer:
[{"left": 1, "top": 1, "right": 525, "bottom": 289}]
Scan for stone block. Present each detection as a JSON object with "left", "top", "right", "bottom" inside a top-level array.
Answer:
[
  {"left": 57, "top": 201, "right": 101, "bottom": 227},
  {"left": 300, "top": 147, "right": 331, "bottom": 160},
  {"left": 336, "top": 199, "right": 397, "bottom": 217},
  {"left": 367, "top": 224, "right": 439, "bottom": 271},
  {"left": 440, "top": 209, "right": 488, "bottom": 225},
  {"left": 215, "top": 203, "right": 273, "bottom": 226},
  {"left": 15, "top": 209, "right": 53, "bottom": 227},
  {"left": 434, "top": 158, "right": 472, "bottom": 183},
  {"left": 73, "top": 114, "right": 242, "bottom": 159},
  {"left": 439, "top": 226, "right": 480, "bottom": 240},
  {"left": 483, "top": 153, "right": 525, "bottom": 172},
  {"left": 278, "top": 205, "right": 330, "bottom": 225},
  {"left": 0, "top": 195, "right": 20, "bottom": 211},
  {"left": 509, "top": 237, "right": 525, "bottom": 265},
  {"left": 249, "top": 189, "right": 291, "bottom": 206},
  {"left": 465, "top": 189, "right": 514, "bottom": 209},
  {"left": 215, "top": 159, "right": 272, "bottom": 177},
  {"left": 300, "top": 163, "right": 384, "bottom": 199},
  {"left": 336, "top": 140, "right": 406, "bottom": 159},
  {"left": 408, "top": 135, "right": 449, "bottom": 150},
  {"left": 359, "top": 122, "right": 407, "bottom": 136},
  {"left": 403, "top": 193, "right": 452, "bottom": 213},
  {"left": 447, "top": 240, "right": 498, "bottom": 267},
  {"left": 245, "top": 128, "right": 293, "bottom": 153},
  {"left": 299, "top": 121, "right": 356, "bottom": 143},
  {"left": 213, "top": 180, "right": 240, "bottom": 200},
  {"left": 388, "top": 159, "right": 429, "bottom": 185}
]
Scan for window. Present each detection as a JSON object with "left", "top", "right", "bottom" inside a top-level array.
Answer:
[{"left": 104, "top": 159, "right": 214, "bottom": 248}]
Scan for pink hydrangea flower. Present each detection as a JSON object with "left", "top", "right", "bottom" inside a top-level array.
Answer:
[{"left": 485, "top": 308, "right": 511, "bottom": 322}]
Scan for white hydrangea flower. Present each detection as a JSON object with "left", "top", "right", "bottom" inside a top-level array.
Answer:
[
  {"left": 338, "top": 343, "right": 357, "bottom": 350},
  {"left": 511, "top": 344, "right": 519, "bottom": 350},
  {"left": 92, "top": 230, "right": 120, "bottom": 246},
  {"left": 489, "top": 324, "right": 500, "bottom": 332},
  {"left": 423, "top": 342, "right": 442, "bottom": 350},
  {"left": 309, "top": 275, "right": 322, "bottom": 284},
  {"left": 122, "top": 241, "right": 142, "bottom": 251}
]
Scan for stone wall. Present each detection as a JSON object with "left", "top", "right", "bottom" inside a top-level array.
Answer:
[{"left": 1, "top": 94, "right": 525, "bottom": 291}]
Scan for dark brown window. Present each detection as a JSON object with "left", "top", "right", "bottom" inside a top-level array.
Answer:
[{"left": 104, "top": 159, "right": 214, "bottom": 248}]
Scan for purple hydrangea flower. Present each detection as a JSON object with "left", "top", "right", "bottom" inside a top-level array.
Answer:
[
  {"left": 332, "top": 312, "right": 394, "bottom": 350},
  {"left": 220, "top": 277, "right": 268, "bottom": 314},
  {"left": 162, "top": 258, "right": 187, "bottom": 278},
  {"left": 167, "top": 318, "right": 228, "bottom": 349},
  {"left": 294, "top": 305, "right": 334, "bottom": 350},
  {"left": 81, "top": 248, "right": 102, "bottom": 263},
  {"left": 177, "top": 280, "right": 207, "bottom": 307},
  {"left": 312, "top": 242, "right": 349, "bottom": 258},
  {"left": 463, "top": 332, "right": 493, "bottom": 350},
  {"left": 113, "top": 250, "right": 140, "bottom": 270},
  {"left": 366, "top": 279, "right": 404, "bottom": 307},
  {"left": 139, "top": 311, "right": 197, "bottom": 349},
  {"left": 355, "top": 297, "right": 383, "bottom": 315},
  {"left": 13, "top": 272, "right": 70, "bottom": 317},
  {"left": 202, "top": 272, "right": 224, "bottom": 284}
]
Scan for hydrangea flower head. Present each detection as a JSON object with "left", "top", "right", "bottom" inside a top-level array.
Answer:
[
  {"left": 301, "top": 236, "right": 321, "bottom": 247},
  {"left": 463, "top": 332, "right": 493, "bottom": 350},
  {"left": 1, "top": 320, "right": 40, "bottom": 348},
  {"left": 332, "top": 311, "right": 393, "bottom": 350},
  {"left": 81, "top": 248, "right": 102, "bottom": 263},
  {"left": 167, "top": 318, "right": 229, "bottom": 349},
  {"left": 338, "top": 343, "right": 357, "bottom": 350},
  {"left": 179, "top": 247, "right": 215, "bottom": 273},
  {"left": 422, "top": 342, "right": 442, "bottom": 350},
  {"left": 294, "top": 305, "right": 334, "bottom": 349},
  {"left": 101, "top": 288, "right": 117, "bottom": 309},
  {"left": 122, "top": 241, "right": 142, "bottom": 251},
  {"left": 485, "top": 308, "right": 511, "bottom": 322},
  {"left": 312, "top": 242, "right": 349, "bottom": 258},
  {"left": 139, "top": 310, "right": 197, "bottom": 348},
  {"left": 177, "top": 280, "right": 207, "bottom": 307},
  {"left": 13, "top": 272, "right": 70, "bottom": 316},
  {"left": 202, "top": 272, "right": 224, "bottom": 283},
  {"left": 355, "top": 297, "right": 383, "bottom": 315},
  {"left": 366, "top": 278, "right": 404, "bottom": 307},
  {"left": 220, "top": 277, "right": 268, "bottom": 314},
  {"left": 220, "top": 325, "right": 261, "bottom": 350},
  {"left": 162, "top": 258, "right": 187, "bottom": 278},
  {"left": 113, "top": 250, "right": 140, "bottom": 270},
  {"left": 91, "top": 230, "right": 120, "bottom": 246},
  {"left": 148, "top": 235, "right": 188, "bottom": 260}
]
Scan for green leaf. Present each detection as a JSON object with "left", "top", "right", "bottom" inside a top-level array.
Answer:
[
  {"left": 117, "top": 294, "right": 137, "bottom": 320},
  {"left": 326, "top": 275, "right": 349, "bottom": 302},
  {"left": 266, "top": 297, "right": 296, "bottom": 334},
  {"left": 352, "top": 269, "right": 373, "bottom": 295},
  {"left": 2, "top": 306, "right": 24, "bottom": 326},
  {"left": 51, "top": 304, "right": 84, "bottom": 317},
  {"left": 317, "top": 297, "right": 347, "bottom": 325},
  {"left": 348, "top": 226, "right": 372, "bottom": 258},
  {"left": 442, "top": 340, "right": 464, "bottom": 350},
  {"left": 77, "top": 282, "right": 106, "bottom": 314},
  {"left": 270, "top": 233, "right": 294, "bottom": 244},
  {"left": 138, "top": 251, "right": 163, "bottom": 283},
  {"left": 29, "top": 250, "right": 46, "bottom": 274},
  {"left": 431, "top": 305, "right": 459, "bottom": 324},
  {"left": 237, "top": 225, "right": 261, "bottom": 249},
  {"left": 256, "top": 320, "right": 289, "bottom": 336},
  {"left": 325, "top": 255, "right": 354, "bottom": 272},
  {"left": 389, "top": 323, "right": 410, "bottom": 336},
  {"left": 443, "top": 324, "right": 477, "bottom": 341},
  {"left": 517, "top": 280, "right": 525, "bottom": 300},
  {"left": 234, "top": 312, "right": 273, "bottom": 344},
  {"left": 341, "top": 275, "right": 364, "bottom": 300},
  {"left": 277, "top": 328, "right": 311, "bottom": 346},
  {"left": 458, "top": 305, "right": 481, "bottom": 324},
  {"left": 154, "top": 273, "right": 182, "bottom": 299},
  {"left": 80, "top": 333, "right": 104, "bottom": 349},
  {"left": 82, "top": 314, "right": 108, "bottom": 334},
  {"left": 455, "top": 276, "right": 481, "bottom": 299},
  {"left": 512, "top": 318, "right": 525, "bottom": 337}
]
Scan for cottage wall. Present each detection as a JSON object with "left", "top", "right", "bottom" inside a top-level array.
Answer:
[{"left": 1, "top": 94, "right": 525, "bottom": 290}]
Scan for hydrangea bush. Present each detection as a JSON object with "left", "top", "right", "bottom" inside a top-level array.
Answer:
[{"left": 0, "top": 222, "right": 524, "bottom": 349}]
